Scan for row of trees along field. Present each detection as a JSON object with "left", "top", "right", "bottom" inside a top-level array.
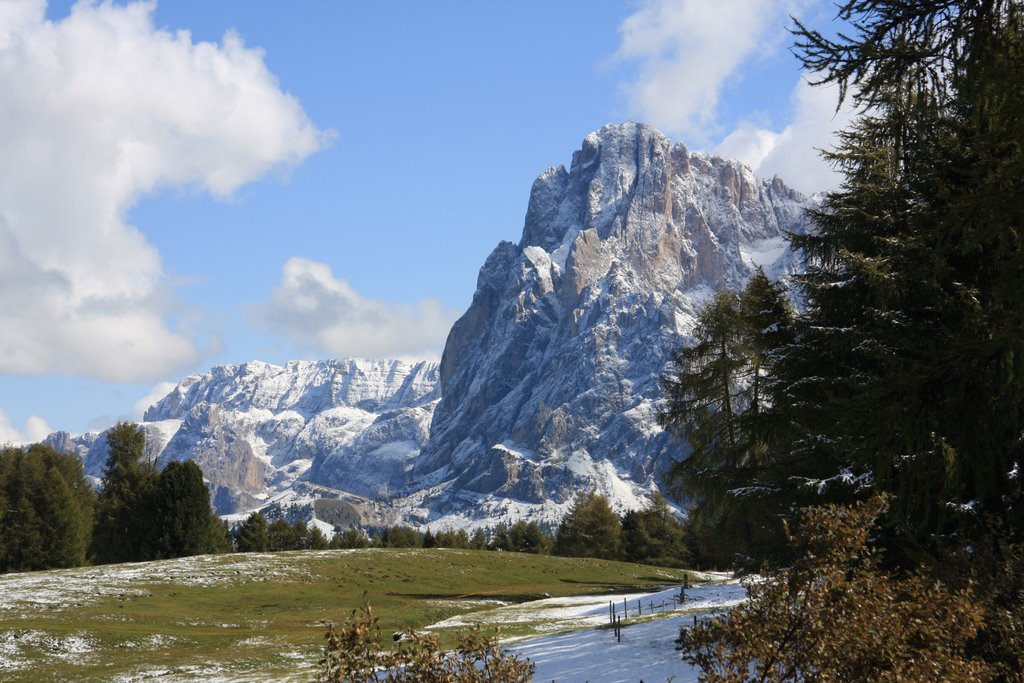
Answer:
[
  {"left": 665, "top": 1, "right": 1024, "bottom": 679},
  {"left": 2, "top": 420, "right": 689, "bottom": 573},
  {"left": 231, "top": 489, "right": 688, "bottom": 567}
]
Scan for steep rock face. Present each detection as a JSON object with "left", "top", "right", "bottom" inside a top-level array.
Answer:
[
  {"left": 65, "top": 359, "right": 439, "bottom": 513},
  {"left": 411, "top": 122, "right": 810, "bottom": 523}
]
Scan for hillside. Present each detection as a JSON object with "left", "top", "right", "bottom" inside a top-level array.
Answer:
[{"left": 0, "top": 548, "right": 695, "bottom": 681}]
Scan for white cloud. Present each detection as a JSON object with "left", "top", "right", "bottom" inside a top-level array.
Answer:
[
  {"left": 715, "top": 79, "right": 856, "bottom": 194},
  {"left": 0, "top": 0, "right": 328, "bottom": 381},
  {"left": 0, "top": 408, "right": 52, "bottom": 444},
  {"left": 615, "top": 0, "right": 804, "bottom": 144},
  {"left": 254, "top": 258, "right": 460, "bottom": 362},
  {"left": 132, "top": 380, "right": 179, "bottom": 419}
]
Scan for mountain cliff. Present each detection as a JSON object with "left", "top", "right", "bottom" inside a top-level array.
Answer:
[{"left": 402, "top": 122, "right": 810, "bottom": 526}]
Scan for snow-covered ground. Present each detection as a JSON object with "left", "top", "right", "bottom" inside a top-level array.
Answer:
[
  {"left": 427, "top": 578, "right": 747, "bottom": 683},
  {"left": 508, "top": 582, "right": 746, "bottom": 683}
]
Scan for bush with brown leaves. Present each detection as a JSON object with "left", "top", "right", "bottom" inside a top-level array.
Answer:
[
  {"left": 677, "top": 497, "right": 993, "bottom": 682},
  {"left": 316, "top": 600, "right": 534, "bottom": 682}
]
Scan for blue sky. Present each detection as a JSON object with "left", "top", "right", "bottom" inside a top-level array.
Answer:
[{"left": 0, "top": 0, "right": 849, "bottom": 440}]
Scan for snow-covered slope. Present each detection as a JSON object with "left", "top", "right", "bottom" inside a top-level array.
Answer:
[
  {"left": 402, "top": 122, "right": 811, "bottom": 527},
  {"left": 54, "top": 359, "right": 439, "bottom": 513}
]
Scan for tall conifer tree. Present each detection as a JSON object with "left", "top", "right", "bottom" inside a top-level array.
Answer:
[{"left": 92, "top": 422, "right": 158, "bottom": 564}]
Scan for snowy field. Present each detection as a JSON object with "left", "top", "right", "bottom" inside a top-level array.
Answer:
[
  {"left": 427, "top": 578, "right": 746, "bottom": 683},
  {"left": 0, "top": 554, "right": 744, "bottom": 682},
  {"left": 506, "top": 581, "right": 746, "bottom": 683}
]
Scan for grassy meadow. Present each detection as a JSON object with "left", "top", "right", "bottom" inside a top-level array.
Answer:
[{"left": 0, "top": 548, "right": 692, "bottom": 681}]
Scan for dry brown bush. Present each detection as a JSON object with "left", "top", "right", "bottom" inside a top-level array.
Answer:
[
  {"left": 316, "top": 599, "right": 534, "bottom": 682},
  {"left": 677, "top": 496, "right": 994, "bottom": 682}
]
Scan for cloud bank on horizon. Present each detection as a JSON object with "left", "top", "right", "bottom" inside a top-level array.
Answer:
[
  {"left": 615, "top": 0, "right": 855, "bottom": 194},
  {"left": 0, "top": 0, "right": 326, "bottom": 389}
]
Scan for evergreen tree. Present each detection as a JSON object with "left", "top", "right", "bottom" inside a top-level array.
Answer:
[
  {"left": 508, "top": 520, "right": 549, "bottom": 554},
  {"left": 621, "top": 493, "right": 688, "bottom": 567},
  {"left": 331, "top": 527, "right": 368, "bottom": 549},
  {"left": 660, "top": 274, "right": 794, "bottom": 567},
  {"left": 153, "top": 460, "right": 218, "bottom": 559},
  {"left": 236, "top": 512, "right": 270, "bottom": 552},
  {"left": 305, "top": 524, "right": 329, "bottom": 550},
  {"left": 778, "top": 0, "right": 1024, "bottom": 561},
  {"left": 0, "top": 444, "right": 94, "bottom": 572},
  {"left": 268, "top": 518, "right": 301, "bottom": 551},
  {"left": 553, "top": 491, "right": 621, "bottom": 559},
  {"left": 490, "top": 522, "right": 511, "bottom": 551},
  {"left": 207, "top": 517, "right": 233, "bottom": 554},
  {"left": 470, "top": 528, "right": 488, "bottom": 550},
  {"left": 92, "top": 422, "right": 158, "bottom": 564}
]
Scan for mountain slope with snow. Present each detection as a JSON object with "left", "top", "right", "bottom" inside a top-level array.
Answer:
[
  {"left": 404, "top": 122, "right": 811, "bottom": 526},
  {"left": 53, "top": 359, "right": 439, "bottom": 514}
]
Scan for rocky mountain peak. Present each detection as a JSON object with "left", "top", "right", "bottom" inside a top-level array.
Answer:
[{"left": 410, "top": 122, "right": 813, "bottom": 526}]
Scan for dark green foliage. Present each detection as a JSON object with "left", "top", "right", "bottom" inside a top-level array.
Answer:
[
  {"left": 620, "top": 493, "right": 688, "bottom": 567},
  {"left": 236, "top": 512, "right": 270, "bottom": 552},
  {"left": 470, "top": 528, "right": 488, "bottom": 550},
  {"left": 489, "top": 522, "right": 511, "bottom": 551},
  {"left": 268, "top": 517, "right": 302, "bottom": 552},
  {"left": 553, "top": 491, "right": 621, "bottom": 559},
  {"left": 331, "top": 528, "right": 369, "bottom": 549},
  {"left": 0, "top": 444, "right": 95, "bottom": 572},
  {"left": 153, "top": 460, "right": 220, "bottom": 559},
  {"left": 773, "top": 1, "right": 1024, "bottom": 563},
  {"left": 673, "top": 3, "right": 1024, "bottom": 676},
  {"left": 508, "top": 520, "right": 550, "bottom": 554},
  {"left": 377, "top": 524, "right": 422, "bottom": 548},
  {"left": 207, "top": 517, "right": 233, "bottom": 554},
  {"left": 660, "top": 272, "right": 794, "bottom": 568},
  {"left": 434, "top": 528, "right": 472, "bottom": 549},
  {"left": 305, "top": 524, "right": 330, "bottom": 550},
  {"left": 92, "top": 422, "right": 159, "bottom": 564}
]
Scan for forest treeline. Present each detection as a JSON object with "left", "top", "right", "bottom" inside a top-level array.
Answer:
[
  {"left": 233, "top": 488, "right": 687, "bottom": 566},
  {"left": 665, "top": 1, "right": 1024, "bottom": 679},
  {"left": 0, "top": 421, "right": 688, "bottom": 573},
  {"left": 0, "top": 422, "right": 230, "bottom": 572}
]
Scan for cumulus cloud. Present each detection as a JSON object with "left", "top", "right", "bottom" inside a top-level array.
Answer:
[
  {"left": 0, "top": 0, "right": 327, "bottom": 381},
  {"left": 254, "top": 258, "right": 460, "bottom": 361},
  {"left": 0, "top": 408, "right": 53, "bottom": 444},
  {"left": 615, "top": 0, "right": 805, "bottom": 144},
  {"left": 716, "top": 79, "right": 857, "bottom": 194}
]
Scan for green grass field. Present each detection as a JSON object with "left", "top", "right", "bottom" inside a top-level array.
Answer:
[{"left": 0, "top": 548, "right": 692, "bottom": 681}]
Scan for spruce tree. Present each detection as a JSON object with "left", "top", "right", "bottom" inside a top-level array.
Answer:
[
  {"left": 236, "top": 512, "right": 270, "bottom": 552},
  {"left": 154, "top": 460, "right": 217, "bottom": 559},
  {"left": 0, "top": 444, "right": 94, "bottom": 572},
  {"left": 553, "top": 491, "right": 621, "bottom": 559},
  {"left": 92, "top": 423, "right": 158, "bottom": 564},
  {"left": 305, "top": 524, "right": 329, "bottom": 550},
  {"left": 621, "top": 493, "right": 689, "bottom": 567}
]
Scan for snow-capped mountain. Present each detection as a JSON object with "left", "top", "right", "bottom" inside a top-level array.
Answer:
[
  {"left": 50, "top": 122, "right": 813, "bottom": 529},
  {"left": 401, "top": 122, "right": 811, "bottom": 527},
  {"left": 54, "top": 359, "right": 439, "bottom": 514}
]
